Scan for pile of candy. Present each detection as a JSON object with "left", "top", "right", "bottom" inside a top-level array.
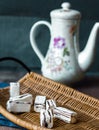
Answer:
[
  {"left": 7, "top": 82, "right": 33, "bottom": 113},
  {"left": 6, "top": 82, "right": 77, "bottom": 129}
]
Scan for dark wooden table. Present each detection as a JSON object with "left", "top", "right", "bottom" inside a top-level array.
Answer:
[{"left": 0, "top": 73, "right": 99, "bottom": 130}]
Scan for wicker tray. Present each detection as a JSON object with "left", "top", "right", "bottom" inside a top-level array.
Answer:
[{"left": 0, "top": 72, "right": 99, "bottom": 130}]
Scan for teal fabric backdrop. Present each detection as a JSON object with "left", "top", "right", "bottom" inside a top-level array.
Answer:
[{"left": 0, "top": 0, "right": 99, "bottom": 74}]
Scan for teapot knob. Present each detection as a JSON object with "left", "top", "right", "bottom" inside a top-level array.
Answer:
[{"left": 61, "top": 2, "right": 71, "bottom": 11}]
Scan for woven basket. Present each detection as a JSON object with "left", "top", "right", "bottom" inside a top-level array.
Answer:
[{"left": 0, "top": 72, "right": 99, "bottom": 130}]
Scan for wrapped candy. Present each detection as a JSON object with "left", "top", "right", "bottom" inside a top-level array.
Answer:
[
  {"left": 10, "top": 93, "right": 33, "bottom": 104},
  {"left": 7, "top": 100, "right": 31, "bottom": 113},
  {"left": 10, "top": 82, "right": 20, "bottom": 97},
  {"left": 40, "top": 109, "right": 53, "bottom": 128},
  {"left": 34, "top": 95, "right": 46, "bottom": 112},
  {"left": 46, "top": 99, "right": 56, "bottom": 110},
  {"left": 53, "top": 107, "right": 77, "bottom": 123}
]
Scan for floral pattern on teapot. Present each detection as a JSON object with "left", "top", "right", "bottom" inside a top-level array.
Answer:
[
  {"left": 46, "top": 36, "right": 72, "bottom": 73},
  {"left": 53, "top": 37, "right": 66, "bottom": 48}
]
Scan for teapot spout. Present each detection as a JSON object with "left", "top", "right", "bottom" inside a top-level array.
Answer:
[{"left": 78, "top": 22, "right": 99, "bottom": 72}]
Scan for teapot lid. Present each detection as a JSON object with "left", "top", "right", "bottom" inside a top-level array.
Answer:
[{"left": 50, "top": 2, "right": 81, "bottom": 20}]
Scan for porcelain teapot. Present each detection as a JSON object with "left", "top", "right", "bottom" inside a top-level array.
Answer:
[{"left": 30, "top": 2, "right": 99, "bottom": 84}]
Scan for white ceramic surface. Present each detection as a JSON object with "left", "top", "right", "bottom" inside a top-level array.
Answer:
[{"left": 30, "top": 2, "right": 99, "bottom": 84}]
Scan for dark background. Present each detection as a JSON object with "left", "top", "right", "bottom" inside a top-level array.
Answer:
[{"left": 0, "top": 0, "right": 99, "bottom": 74}]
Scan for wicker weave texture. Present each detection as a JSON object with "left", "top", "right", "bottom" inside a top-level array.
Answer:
[{"left": 0, "top": 72, "right": 99, "bottom": 130}]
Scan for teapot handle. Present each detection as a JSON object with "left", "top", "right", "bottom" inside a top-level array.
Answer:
[{"left": 30, "top": 21, "right": 51, "bottom": 65}]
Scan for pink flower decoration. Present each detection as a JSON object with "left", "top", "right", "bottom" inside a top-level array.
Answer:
[{"left": 53, "top": 37, "right": 66, "bottom": 48}]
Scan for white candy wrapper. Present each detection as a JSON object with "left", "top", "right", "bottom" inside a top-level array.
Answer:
[
  {"left": 46, "top": 99, "right": 56, "bottom": 110},
  {"left": 10, "top": 82, "right": 20, "bottom": 97},
  {"left": 10, "top": 93, "right": 33, "bottom": 104},
  {"left": 53, "top": 107, "right": 77, "bottom": 123},
  {"left": 40, "top": 109, "right": 53, "bottom": 128},
  {"left": 7, "top": 100, "right": 31, "bottom": 113},
  {"left": 34, "top": 95, "right": 46, "bottom": 112}
]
